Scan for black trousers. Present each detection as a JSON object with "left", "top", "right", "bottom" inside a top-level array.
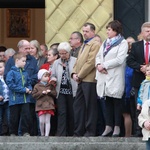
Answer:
[
  {"left": 9, "top": 103, "right": 30, "bottom": 135},
  {"left": 132, "top": 87, "right": 142, "bottom": 136},
  {"left": 29, "top": 103, "right": 38, "bottom": 136},
  {"left": 73, "top": 82, "right": 98, "bottom": 136},
  {"left": 105, "top": 96, "right": 122, "bottom": 127},
  {"left": 56, "top": 94, "right": 74, "bottom": 136}
]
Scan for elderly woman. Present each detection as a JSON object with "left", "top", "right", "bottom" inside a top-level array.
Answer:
[
  {"left": 51, "top": 42, "right": 77, "bottom": 136},
  {"left": 95, "top": 20, "right": 128, "bottom": 137}
]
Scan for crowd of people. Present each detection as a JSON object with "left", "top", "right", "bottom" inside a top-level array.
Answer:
[{"left": 0, "top": 20, "right": 150, "bottom": 146}]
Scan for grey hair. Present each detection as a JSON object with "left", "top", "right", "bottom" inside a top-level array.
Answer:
[
  {"left": 17, "top": 39, "right": 29, "bottom": 49},
  {"left": 4, "top": 48, "right": 16, "bottom": 56},
  {"left": 57, "top": 42, "right": 71, "bottom": 53}
]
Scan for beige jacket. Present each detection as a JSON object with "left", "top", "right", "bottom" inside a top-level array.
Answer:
[
  {"left": 138, "top": 100, "right": 150, "bottom": 141},
  {"left": 72, "top": 37, "right": 100, "bottom": 82}
]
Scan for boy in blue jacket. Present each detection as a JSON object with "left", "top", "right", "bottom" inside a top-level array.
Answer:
[{"left": 6, "top": 52, "right": 32, "bottom": 136}]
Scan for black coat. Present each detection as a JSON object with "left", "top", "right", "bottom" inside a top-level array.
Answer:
[{"left": 127, "top": 40, "right": 146, "bottom": 88}]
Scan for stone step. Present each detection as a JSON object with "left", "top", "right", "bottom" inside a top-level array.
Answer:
[{"left": 0, "top": 137, "right": 145, "bottom": 150}]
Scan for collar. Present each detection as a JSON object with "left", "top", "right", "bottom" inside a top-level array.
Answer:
[
  {"left": 40, "top": 81, "right": 48, "bottom": 85},
  {"left": 84, "top": 37, "right": 94, "bottom": 44},
  {"left": 144, "top": 40, "right": 150, "bottom": 45}
]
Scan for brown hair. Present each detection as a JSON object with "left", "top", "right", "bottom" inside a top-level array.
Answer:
[
  {"left": 83, "top": 22, "right": 95, "bottom": 31},
  {"left": 106, "top": 20, "right": 123, "bottom": 35},
  {"left": 13, "top": 52, "right": 26, "bottom": 61}
]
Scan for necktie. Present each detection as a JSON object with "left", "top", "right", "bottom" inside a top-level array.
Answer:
[{"left": 145, "top": 42, "right": 149, "bottom": 64}]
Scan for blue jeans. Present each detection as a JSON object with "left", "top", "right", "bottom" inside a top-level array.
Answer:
[
  {"left": 146, "top": 138, "right": 150, "bottom": 150},
  {"left": 0, "top": 101, "right": 9, "bottom": 135}
]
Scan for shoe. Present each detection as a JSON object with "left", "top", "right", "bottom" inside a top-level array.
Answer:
[
  {"left": 23, "top": 133, "right": 30, "bottom": 136},
  {"left": 112, "top": 134, "right": 120, "bottom": 137},
  {"left": 101, "top": 131, "right": 113, "bottom": 137},
  {"left": 132, "top": 133, "right": 142, "bottom": 137}
]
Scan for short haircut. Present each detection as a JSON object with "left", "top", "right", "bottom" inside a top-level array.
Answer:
[
  {"left": 0, "top": 46, "right": 7, "bottom": 52},
  {"left": 49, "top": 48, "right": 59, "bottom": 56},
  {"left": 4, "top": 48, "right": 16, "bottom": 56},
  {"left": 106, "top": 20, "right": 123, "bottom": 35},
  {"left": 95, "top": 34, "right": 102, "bottom": 43},
  {"left": 40, "top": 44, "right": 48, "bottom": 51},
  {"left": 50, "top": 43, "right": 60, "bottom": 49},
  {"left": 83, "top": 22, "right": 96, "bottom": 31},
  {"left": 72, "top": 31, "right": 84, "bottom": 43},
  {"left": 141, "top": 22, "right": 150, "bottom": 31},
  {"left": 57, "top": 42, "right": 71, "bottom": 53},
  {"left": 13, "top": 52, "right": 26, "bottom": 61},
  {"left": 17, "top": 39, "right": 29, "bottom": 49}
]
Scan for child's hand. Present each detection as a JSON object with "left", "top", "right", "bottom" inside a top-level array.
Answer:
[
  {"left": 26, "top": 88, "right": 32, "bottom": 94},
  {"left": 26, "top": 88, "right": 30, "bottom": 93},
  {"left": 0, "top": 96, "right": 3, "bottom": 101},
  {"left": 50, "top": 77, "right": 57, "bottom": 82},
  {"left": 50, "top": 78, "right": 57, "bottom": 86},
  {"left": 47, "top": 89, "right": 51, "bottom": 93},
  {"left": 42, "top": 91, "right": 47, "bottom": 94}
]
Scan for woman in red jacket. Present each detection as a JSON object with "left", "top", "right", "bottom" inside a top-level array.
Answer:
[{"left": 40, "top": 48, "right": 59, "bottom": 72}]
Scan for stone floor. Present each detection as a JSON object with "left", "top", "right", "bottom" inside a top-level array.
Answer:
[{"left": 0, "top": 136, "right": 146, "bottom": 150}]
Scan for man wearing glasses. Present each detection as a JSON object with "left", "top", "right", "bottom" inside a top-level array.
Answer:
[{"left": 69, "top": 31, "right": 83, "bottom": 58}]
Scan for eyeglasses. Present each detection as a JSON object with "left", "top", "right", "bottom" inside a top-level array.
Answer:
[
  {"left": 59, "top": 52, "right": 68, "bottom": 56},
  {"left": 69, "top": 37, "right": 78, "bottom": 40}
]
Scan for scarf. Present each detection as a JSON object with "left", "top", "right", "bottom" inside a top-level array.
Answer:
[{"left": 103, "top": 34, "right": 124, "bottom": 57}]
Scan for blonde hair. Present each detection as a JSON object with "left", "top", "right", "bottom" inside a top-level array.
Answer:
[{"left": 30, "top": 40, "right": 42, "bottom": 57}]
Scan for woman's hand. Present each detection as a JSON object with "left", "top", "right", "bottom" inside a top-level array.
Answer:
[
  {"left": 97, "top": 64, "right": 108, "bottom": 74},
  {"left": 144, "top": 120, "right": 150, "bottom": 130}
]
